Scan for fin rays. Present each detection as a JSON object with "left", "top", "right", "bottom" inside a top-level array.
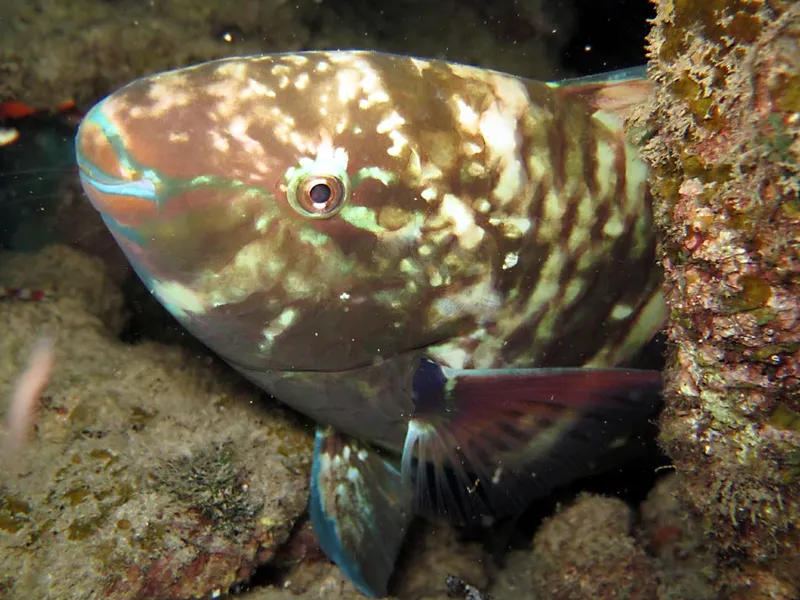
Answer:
[{"left": 402, "top": 362, "right": 662, "bottom": 524}]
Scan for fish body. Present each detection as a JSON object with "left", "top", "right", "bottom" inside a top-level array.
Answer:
[{"left": 75, "top": 51, "right": 665, "bottom": 596}]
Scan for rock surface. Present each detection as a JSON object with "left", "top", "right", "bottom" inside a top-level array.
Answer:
[
  {"left": 1, "top": 0, "right": 569, "bottom": 112},
  {"left": 0, "top": 246, "right": 313, "bottom": 599}
]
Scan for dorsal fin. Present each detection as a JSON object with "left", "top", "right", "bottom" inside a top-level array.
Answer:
[{"left": 547, "top": 66, "right": 652, "bottom": 123}]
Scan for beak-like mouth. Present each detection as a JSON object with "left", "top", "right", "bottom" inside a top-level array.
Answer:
[
  {"left": 77, "top": 153, "right": 157, "bottom": 200},
  {"left": 75, "top": 99, "right": 162, "bottom": 239}
]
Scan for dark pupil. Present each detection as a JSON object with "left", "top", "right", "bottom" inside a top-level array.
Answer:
[{"left": 309, "top": 183, "right": 332, "bottom": 206}]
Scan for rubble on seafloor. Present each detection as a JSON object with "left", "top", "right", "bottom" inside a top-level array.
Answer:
[
  {"left": 1, "top": 0, "right": 570, "bottom": 112},
  {"left": 634, "top": 0, "right": 800, "bottom": 597}
]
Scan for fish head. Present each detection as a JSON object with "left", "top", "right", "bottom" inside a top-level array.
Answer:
[{"left": 75, "top": 51, "right": 499, "bottom": 372}]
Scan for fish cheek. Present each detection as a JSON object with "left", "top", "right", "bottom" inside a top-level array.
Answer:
[{"left": 138, "top": 187, "right": 271, "bottom": 278}]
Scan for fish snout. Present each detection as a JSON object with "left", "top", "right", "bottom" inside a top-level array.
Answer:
[{"left": 75, "top": 98, "right": 161, "bottom": 235}]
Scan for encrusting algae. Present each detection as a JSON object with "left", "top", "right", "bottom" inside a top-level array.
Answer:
[{"left": 636, "top": 0, "right": 799, "bottom": 597}]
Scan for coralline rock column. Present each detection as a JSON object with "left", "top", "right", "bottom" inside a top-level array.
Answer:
[{"left": 640, "top": 0, "right": 799, "bottom": 598}]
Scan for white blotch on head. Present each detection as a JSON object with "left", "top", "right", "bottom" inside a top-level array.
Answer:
[
  {"left": 493, "top": 157, "right": 524, "bottom": 204},
  {"left": 439, "top": 194, "right": 484, "bottom": 250},
  {"left": 284, "top": 54, "right": 309, "bottom": 66},
  {"left": 228, "top": 116, "right": 265, "bottom": 157},
  {"left": 489, "top": 215, "right": 531, "bottom": 240},
  {"left": 387, "top": 130, "right": 408, "bottom": 157},
  {"left": 215, "top": 61, "right": 249, "bottom": 80},
  {"left": 151, "top": 279, "right": 206, "bottom": 318},
  {"left": 146, "top": 79, "right": 193, "bottom": 118},
  {"left": 455, "top": 97, "right": 480, "bottom": 134},
  {"left": 243, "top": 77, "right": 276, "bottom": 99},
  {"left": 209, "top": 130, "right": 230, "bottom": 153},
  {"left": 466, "top": 162, "right": 487, "bottom": 178},
  {"left": 294, "top": 72, "right": 310, "bottom": 90},
  {"left": 463, "top": 142, "right": 483, "bottom": 156},
  {"left": 260, "top": 308, "right": 298, "bottom": 349},
  {"left": 502, "top": 252, "right": 519, "bottom": 270},
  {"left": 474, "top": 198, "right": 492, "bottom": 213},
  {"left": 420, "top": 187, "right": 438, "bottom": 202},
  {"left": 480, "top": 107, "right": 517, "bottom": 160},
  {"left": 376, "top": 111, "right": 405, "bottom": 134}
]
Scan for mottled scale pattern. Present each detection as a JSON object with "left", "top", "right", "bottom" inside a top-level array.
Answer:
[{"left": 76, "top": 51, "right": 663, "bottom": 377}]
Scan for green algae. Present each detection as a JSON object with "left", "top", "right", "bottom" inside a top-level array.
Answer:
[
  {"left": 156, "top": 442, "right": 262, "bottom": 539},
  {"left": 750, "top": 343, "right": 799, "bottom": 362},
  {"left": 768, "top": 405, "right": 800, "bottom": 432},
  {"left": 0, "top": 514, "right": 27, "bottom": 534},
  {"left": 68, "top": 516, "right": 101, "bottom": 541},
  {"left": 67, "top": 403, "right": 97, "bottom": 429},
  {"left": 64, "top": 481, "right": 137, "bottom": 541},
  {"left": 89, "top": 448, "right": 115, "bottom": 460},
  {"left": 777, "top": 75, "right": 800, "bottom": 113},
  {"left": 65, "top": 486, "right": 92, "bottom": 506},
  {"left": 721, "top": 274, "right": 772, "bottom": 313},
  {"left": 681, "top": 152, "right": 732, "bottom": 184},
  {"left": 0, "top": 495, "right": 31, "bottom": 534},
  {"left": 1, "top": 496, "right": 30, "bottom": 516},
  {"left": 130, "top": 406, "right": 158, "bottom": 429},
  {"left": 667, "top": 0, "right": 762, "bottom": 57},
  {"left": 136, "top": 520, "right": 170, "bottom": 554}
]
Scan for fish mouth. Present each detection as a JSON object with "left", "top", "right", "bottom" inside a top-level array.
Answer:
[{"left": 75, "top": 99, "right": 162, "bottom": 238}]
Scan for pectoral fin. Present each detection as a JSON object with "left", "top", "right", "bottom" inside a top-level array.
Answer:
[
  {"left": 309, "top": 426, "right": 413, "bottom": 597},
  {"left": 402, "top": 359, "right": 661, "bottom": 524}
]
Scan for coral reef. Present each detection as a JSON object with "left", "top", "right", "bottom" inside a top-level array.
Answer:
[
  {"left": 491, "top": 478, "right": 719, "bottom": 600},
  {"left": 638, "top": 0, "right": 800, "bottom": 597},
  {"left": 639, "top": 474, "right": 717, "bottom": 600},
  {"left": 0, "top": 246, "right": 313, "bottom": 599},
  {"left": 527, "top": 494, "right": 658, "bottom": 600},
  {"left": 1, "top": 0, "right": 570, "bottom": 112}
]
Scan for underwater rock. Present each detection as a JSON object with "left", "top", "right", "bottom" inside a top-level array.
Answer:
[
  {"left": 525, "top": 494, "right": 658, "bottom": 600},
  {"left": 0, "top": 0, "right": 321, "bottom": 111},
  {"left": 392, "top": 522, "right": 490, "bottom": 599},
  {"left": 639, "top": 474, "right": 717, "bottom": 600},
  {"left": 0, "top": 0, "right": 568, "bottom": 112},
  {"left": 245, "top": 519, "right": 492, "bottom": 599},
  {"left": 0, "top": 246, "right": 313, "bottom": 599},
  {"left": 639, "top": 0, "right": 799, "bottom": 597}
]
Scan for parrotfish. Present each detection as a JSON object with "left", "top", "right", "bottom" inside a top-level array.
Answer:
[{"left": 75, "top": 51, "right": 666, "bottom": 597}]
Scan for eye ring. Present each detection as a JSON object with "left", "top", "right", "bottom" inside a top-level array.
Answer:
[{"left": 292, "top": 175, "right": 347, "bottom": 218}]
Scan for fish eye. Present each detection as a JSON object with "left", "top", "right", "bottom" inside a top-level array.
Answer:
[{"left": 292, "top": 175, "right": 347, "bottom": 218}]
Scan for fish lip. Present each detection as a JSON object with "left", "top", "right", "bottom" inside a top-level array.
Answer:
[
  {"left": 76, "top": 99, "right": 159, "bottom": 202},
  {"left": 77, "top": 165, "right": 158, "bottom": 201}
]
